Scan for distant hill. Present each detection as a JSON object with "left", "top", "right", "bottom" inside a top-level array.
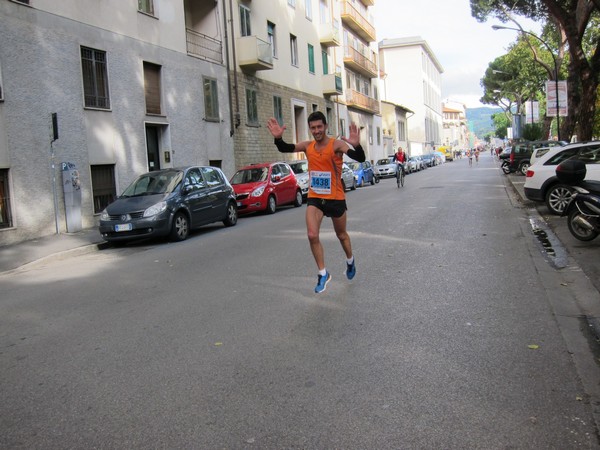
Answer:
[{"left": 466, "top": 107, "right": 502, "bottom": 139}]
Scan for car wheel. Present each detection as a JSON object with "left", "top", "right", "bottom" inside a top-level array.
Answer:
[
  {"left": 358, "top": 177, "right": 364, "bottom": 187},
  {"left": 293, "top": 190, "right": 303, "bottom": 207},
  {"left": 266, "top": 195, "right": 277, "bottom": 214},
  {"left": 351, "top": 179, "right": 357, "bottom": 190},
  {"left": 501, "top": 162, "right": 511, "bottom": 174},
  {"left": 223, "top": 201, "right": 238, "bottom": 227},
  {"left": 519, "top": 161, "right": 530, "bottom": 176},
  {"left": 169, "top": 211, "right": 189, "bottom": 242},
  {"left": 545, "top": 184, "right": 573, "bottom": 215}
]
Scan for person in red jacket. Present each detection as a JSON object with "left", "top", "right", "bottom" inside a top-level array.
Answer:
[
  {"left": 393, "top": 147, "right": 407, "bottom": 176},
  {"left": 267, "top": 112, "right": 365, "bottom": 293}
]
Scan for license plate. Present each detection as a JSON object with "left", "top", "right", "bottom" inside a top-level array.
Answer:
[{"left": 114, "top": 223, "right": 132, "bottom": 232}]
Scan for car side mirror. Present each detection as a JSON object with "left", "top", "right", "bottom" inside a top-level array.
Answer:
[
  {"left": 272, "top": 175, "right": 281, "bottom": 182},
  {"left": 183, "top": 185, "right": 193, "bottom": 195}
]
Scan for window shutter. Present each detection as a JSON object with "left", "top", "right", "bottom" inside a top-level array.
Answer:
[{"left": 144, "top": 63, "right": 161, "bottom": 115}]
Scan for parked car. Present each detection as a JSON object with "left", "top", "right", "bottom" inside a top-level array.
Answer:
[
  {"left": 524, "top": 141, "right": 600, "bottom": 214},
  {"left": 507, "top": 140, "right": 566, "bottom": 175},
  {"left": 341, "top": 162, "right": 357, "bottom": 191},
  {"left": 422, "top": 154, "right": 435, "bottom": 167},
  {"left": 99, "top": 166, "right": 238, "bottom": 244},
  {"left": 498, "top": 146, "right": 512, "bottom": 160},
  {"left": 529, "top": 146, "right": 552, "bottom": 166},
  {"left": 408, "top": 156, "right": 422, "bottom": 172},
  {"left": 347, "top": 160, "right": 375, "bottom": 186},
  {"left": 230, "top": 162, "right": 303, "bottom": 215},
  {"left": 374, "top": 157, "right": 397, "bottom": 178},
  {"left": 288, "top": 159, "right": 309, "bottom": 200}
]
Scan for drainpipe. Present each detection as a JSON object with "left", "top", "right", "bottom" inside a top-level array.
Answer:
[
  {"left": 222, "top": 0, "right": 234, "bottom": 136},
  {"left": 228, "top": 0, "right": 240, "bottom": 130}
]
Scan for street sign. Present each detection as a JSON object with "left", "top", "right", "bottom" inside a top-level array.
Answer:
[{"left": 546, "top": 80, "right": 568, "bottom": 117}]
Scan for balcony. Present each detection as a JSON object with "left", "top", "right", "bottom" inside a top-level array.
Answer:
[
  {"left": 346, "top": 89, "right": 380, "bottom": 114},
  {"left": 186, "top": 29, "right": 223, "bottom": 64},
  {"left": 340, "top": 0, "right": 376, "bottom": 43},
  {"left": 322, "top": 73, "right": 343, "bottom": 96},
  {"left": 237, "top": 36, "right": 273, "bottom": 71},
  {"left": 343, "top": 46, "right": 378, "bottom": 78},
  {"left": 319, "top": 21, "right": 341, "bottom": 47}
]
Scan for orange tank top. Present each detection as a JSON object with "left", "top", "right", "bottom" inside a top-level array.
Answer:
[{"left": 306, "top": 138, "right": 345, "bottom": 200}]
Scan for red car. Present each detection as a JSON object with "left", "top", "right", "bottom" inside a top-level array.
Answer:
[{"left": 230, "top": 162, "right": 303, "bottom": 214}]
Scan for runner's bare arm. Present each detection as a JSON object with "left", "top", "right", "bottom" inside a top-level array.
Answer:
[
  {"left": 267, "top": 117, "right": 308, "bottom": 153},
  {"left": 337, "top": 123, "right": 365, "bottom": 162}
]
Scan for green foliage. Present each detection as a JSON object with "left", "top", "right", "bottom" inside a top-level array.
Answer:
[
  {"left": 522, "top": 123, "right": 544, "bottom": 140},
  {"left": 492, "top": 112, "right": 511, "bottom": 139}
]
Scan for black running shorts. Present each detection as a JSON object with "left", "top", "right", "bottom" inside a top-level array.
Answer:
[{"left": 307, "top": 198, "right": 347, "bottom": 218}]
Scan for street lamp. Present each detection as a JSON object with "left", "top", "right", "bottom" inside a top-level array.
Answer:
[{"left": 492, "top": 24, "right": 561, "bottom": 141}]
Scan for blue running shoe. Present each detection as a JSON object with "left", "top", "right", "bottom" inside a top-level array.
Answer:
[
  {"left": 346, "top": 260, "right": 356, "bottom": 280},
  {"left": 315, "top": 271, "right": 331, "bottom": 293}
]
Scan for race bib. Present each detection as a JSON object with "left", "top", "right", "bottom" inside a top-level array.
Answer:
[{"left": 310, "top": 171, "right": 332, "bottom": 195}]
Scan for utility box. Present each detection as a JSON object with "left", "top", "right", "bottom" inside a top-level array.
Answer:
[{"left": 62, "top": 162, "right": 82, "bottom": 232}]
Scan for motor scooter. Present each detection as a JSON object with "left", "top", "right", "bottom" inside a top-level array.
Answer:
[{"left": 556, "top": 159, "right": 600, "bottom": 241}]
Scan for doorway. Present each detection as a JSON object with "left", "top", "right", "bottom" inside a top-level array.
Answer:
[{"left": 145, "top": 125, "right": 160, "bottom": 171}]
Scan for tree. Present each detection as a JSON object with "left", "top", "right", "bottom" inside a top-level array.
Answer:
[
  {"left": 471, "top": 0, "right": 600, "bottom": 141},
  {"left": 480, "top": 41, "right": 553, "bottom": 137}
]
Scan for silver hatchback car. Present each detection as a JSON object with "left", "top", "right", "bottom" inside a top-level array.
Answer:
[{"left": 374, "top": 157, "right": 397, "bottom": 178}]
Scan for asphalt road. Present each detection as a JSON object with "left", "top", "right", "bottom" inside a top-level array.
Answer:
[{"left": 1, "top": 154, "right": 599, "bottom": 448}]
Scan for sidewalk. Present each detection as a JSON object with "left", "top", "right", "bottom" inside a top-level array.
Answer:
[{"left": 0, "top": 227, "right": 107, "bottom": 274}]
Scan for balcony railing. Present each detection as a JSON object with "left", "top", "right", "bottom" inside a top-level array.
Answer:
[
  {"left": 319, "top": 20, "right": 341, "bottom": 47},
  {"left": 346, "top": 89, "right": 380, "bottom": 114},
  {"left": 322, "top": 73, "right": 343, "bottom": 96},
  {"left": 340, "top": 0, "right": 376, "bottom": 42},
  {"left": 237, "top": 36, "right": 273, "bottom": 71},
  {"left": 343, "top": 46, "right": 378, "bottom": 78},
  {"left": 186, "top": 29, "right": 223, "bottom": 64}
]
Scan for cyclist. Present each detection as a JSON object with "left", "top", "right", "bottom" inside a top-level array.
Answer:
[{"left": 393, "top": 147, "right": 407, "bottom": 178}]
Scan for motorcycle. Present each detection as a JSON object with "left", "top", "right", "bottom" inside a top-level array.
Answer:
[{"left": 556, "top": 159, "right": 600, "bottom": 241}]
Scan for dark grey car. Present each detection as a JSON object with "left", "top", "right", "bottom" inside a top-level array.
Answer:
[{"left": 99, "top": 166, "right": 238, "bottom": 244}]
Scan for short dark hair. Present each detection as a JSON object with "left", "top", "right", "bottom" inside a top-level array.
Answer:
[{"left": 308, "top": 111, "right": 326, "bottom": 125}]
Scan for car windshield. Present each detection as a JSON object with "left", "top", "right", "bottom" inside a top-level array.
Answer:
[
  {"left": 121, "top": 170, "right": 183, "bottom": 197},
  {"left": 376, "top": 158, "right": 391, "bottom": 165},
  {"left": 347, "top": 162, "right": 361, "bottom": 170},
  {"left": 231, "top": 167, "right": 269, "bottom": 184},
  {"left": 289, "top": 161, "right": 308, "bottom": 174}
]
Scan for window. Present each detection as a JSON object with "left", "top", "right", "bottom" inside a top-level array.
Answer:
[
  {"left": 326, "top": 107, "right": 333, "bottom": 134},
  {"left": 273, "top": 96, "right": 283, "bottom": 125},
  {"left": 203, "top": 77, "right": 219, "bottom": 121},
  {"left": 138, "top": 0, "right": 154, "bottom": 15},
  {"left": 0, "top": 169, "right": 12, "bottom": 228},
  {"left": 91, "top": 165, "right": 116, "bottom": 214},
  {"left": 339, "top": 118, "right": 345, "bottom": 137},
  {"left": 200, "top": 167, "right": 223, "bottom": 187},
  {"left": 81, "top": 47, "right": 110, "bottom": 109},
  {"left": 288, "top": 0, "right": 296, "bottom": 7},
  {"left": 308, "top": 44, "right": 315, "bottom": 74},
  {"left": 290, "top": 35, "right": 298, "bottom": 66},
  {"left": 305, "top": 0, "right": 312, "bottom": 20},
  {"left": 322, "top": 50, "right": 328, "bottom": 74},
  {"left": 246, "top": 88, "right": 258, "bottom": 125},
  {"left": 398, "top": 121, "right": 406, "bottom": 141},
  {"left": 267, "top": 22, "right": 277, "bottom": 58},
  {"left": 319, "top": 0, "right": 328, "bottom": 23},
  {"left": 143, "top": 62, "right": 162, "bottom": 115},
  {"left": 240, "top": 5, "right": 251, "bottom": 37},
  {"left": 376, "top": 127, "right": 381, "bottom": 145}
]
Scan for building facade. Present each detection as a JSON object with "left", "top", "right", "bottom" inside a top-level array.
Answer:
[
  {"left": 0, "top": 0, "right": 234, "bottom": 245},
  {"left": 378, "top": 36, "right": 443, "bottom": 156},
  {"left": 380, "top": 101, "right": 412, "bottom": 156},
  {"left": 227, "top": 0, "right": 383, "bottom": 167},
  {"left": 442, "top": 100, "right": 469, "bottom": 152}
]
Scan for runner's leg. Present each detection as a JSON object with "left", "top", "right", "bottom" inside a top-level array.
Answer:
[
  {"left": 306, "top": 205, "right": 326, "bottom": 270},
  {"left": 331, "top": 212, "right": 352, "bottom": 259}
]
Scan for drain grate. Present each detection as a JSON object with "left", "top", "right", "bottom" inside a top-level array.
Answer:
[{"left": 529, "top": 218, "right": 568, "bottom": 269}]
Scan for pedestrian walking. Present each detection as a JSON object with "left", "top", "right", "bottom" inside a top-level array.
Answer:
[{"left": 266, "top": 112, "right": 365, "bottom": 293}]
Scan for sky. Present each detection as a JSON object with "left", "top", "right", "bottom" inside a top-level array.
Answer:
[{"left": 371, "top": 0, "right": 541, "bottom": 109}]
